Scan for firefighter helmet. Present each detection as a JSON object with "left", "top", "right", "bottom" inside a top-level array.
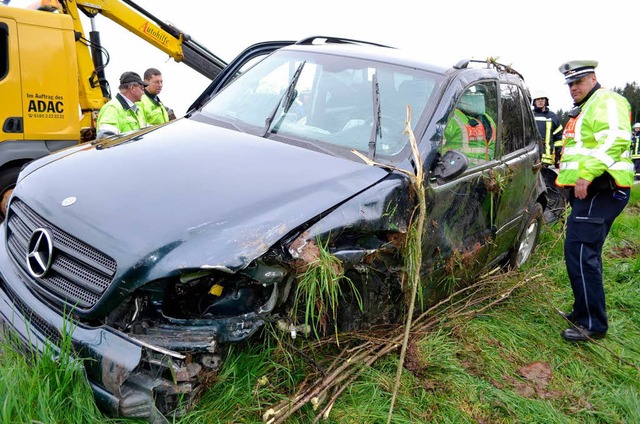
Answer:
[
  {"left": 531, "top": 90, "right": 549, "bottom": 107},
  {"left": 633, "top": 122, "right": 640, "bottom": 130}
]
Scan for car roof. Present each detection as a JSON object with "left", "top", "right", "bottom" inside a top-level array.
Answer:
[
  {"left": 279, "top": 41, "right": 451, "bottom": 75},
  {"left": 279, "top": 38, "right": 527, "bottom": 88}
]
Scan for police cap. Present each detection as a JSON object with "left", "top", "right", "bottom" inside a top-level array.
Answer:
[{"left": 558, "top": 60, "right": 598, "bottom": 84}]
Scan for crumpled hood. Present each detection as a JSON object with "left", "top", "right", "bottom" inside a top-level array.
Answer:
[{"left": 13, "top": 118, "right": 389, "bottom": 280}]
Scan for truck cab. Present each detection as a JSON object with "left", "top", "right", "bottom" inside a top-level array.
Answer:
[{"left": 0, "top": 7, "right": 82, "bottom": 212}]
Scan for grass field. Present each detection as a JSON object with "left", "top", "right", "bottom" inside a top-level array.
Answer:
[{"left": 2, "top": 186, "right": 639, "bottom": 423}]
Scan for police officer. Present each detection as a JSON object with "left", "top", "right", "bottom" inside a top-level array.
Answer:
[
  {"left": 532, "top": 91, "right": 563, "bottom": 167},
  {"left": 556, "top": 60, "right": 634, "bottom": 342},
  {"left": 96, "top": 71, "right": 148, "bottom": 138},
  {"left": 631, "top": 122, "right": 640, "bottom": 180},
  {"left": 137, "top": 68, "right": 175, "bottom": 125}
]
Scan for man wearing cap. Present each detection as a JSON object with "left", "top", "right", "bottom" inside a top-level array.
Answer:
[
  {"left": 556, "top": 60, "right": 634, "bottom": 342},
  {"left": 96, "top": 71, "right": 148, "bottom": 138},
  {"left": 136, "top": 68, "right": 175, "bottom": 126}
]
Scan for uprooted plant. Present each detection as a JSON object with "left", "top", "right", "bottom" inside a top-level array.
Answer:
[{"left": 291, "top": 236, "right": 363, "bottom": 344}]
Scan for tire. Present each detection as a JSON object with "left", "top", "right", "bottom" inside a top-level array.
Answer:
[
  {"left": 0, "top": 166, "right": 21, "bottom": 222},
  {"left": 508, "top": 202, "right": 543, "bottom": 270}
]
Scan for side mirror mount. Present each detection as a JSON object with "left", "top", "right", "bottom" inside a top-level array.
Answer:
[{"left": 432, "top": 150, "right": 468, "bottom": 182}]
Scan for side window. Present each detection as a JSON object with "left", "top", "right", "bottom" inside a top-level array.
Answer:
[
  {"left": 500, "top": 83, "right": 527, "bottom": 154},
  {"left": 0, "top": 23, "right": 8, "bottom": 81},
  {"left": 442, "top": 82, "right": 498, "bottom": 167}
]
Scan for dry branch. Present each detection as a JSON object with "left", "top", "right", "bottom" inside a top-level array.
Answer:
[{"left": 264, "top": 272, "right": 543, "bottom": 423}]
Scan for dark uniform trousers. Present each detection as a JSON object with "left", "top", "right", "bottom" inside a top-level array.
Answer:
[{"left": 565, "top": 185, "right": 630, "bottom": 333}]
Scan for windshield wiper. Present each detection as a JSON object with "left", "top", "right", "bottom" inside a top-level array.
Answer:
[
  {"left": 368, "top": 71, "right": 381, "bottom": 159},
  {"left": 262, "top": 61, "right": 306, "bottom": 137}
]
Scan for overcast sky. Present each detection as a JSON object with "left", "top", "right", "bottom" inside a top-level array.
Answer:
[{"left": 10, "top": 0, "right": 640, "bottom": 117}]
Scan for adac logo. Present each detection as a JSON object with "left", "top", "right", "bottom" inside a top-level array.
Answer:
[
  {"left": 26, "top": 228, "right": 54, "bottom": 278},
  {"left": 138, "top": 21, "right": 170, "bottom": 46}
]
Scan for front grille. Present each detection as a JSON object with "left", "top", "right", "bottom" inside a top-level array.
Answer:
[
  {"left": 6, "top": 274, "right": 62, "bottom": 345},
  {"left": 6, "top": 198, "right": 117, "bottom": 309}
]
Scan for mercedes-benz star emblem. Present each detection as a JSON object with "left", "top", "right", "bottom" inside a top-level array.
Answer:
[
  {"left": 26, "top": 228, "right": 54, "bottom": 278},
  {"left": 61, "top": 196, "right": 77, "bottom": 207}
]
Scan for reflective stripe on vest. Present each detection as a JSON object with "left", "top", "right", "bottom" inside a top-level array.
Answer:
[{"left": 535, "top": 116, "right": 553, "bottom": 154}]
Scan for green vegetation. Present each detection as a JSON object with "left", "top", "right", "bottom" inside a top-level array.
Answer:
[
  {"left": 0, "top": 320, "right": 109, "bottom": 423},
  {"left": 2, "top": 186, "right": 639, "bottom": 424},
  {"left": 292, "top": 236, "right": 362, "bottom": 341}
]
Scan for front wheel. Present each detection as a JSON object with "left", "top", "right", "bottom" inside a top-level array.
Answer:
[
  {"left": 508, "top": 202, "right": 543, "bottom": 270},
  {"left": 0, "top": 166, "right": 21, "bottom": 222}
]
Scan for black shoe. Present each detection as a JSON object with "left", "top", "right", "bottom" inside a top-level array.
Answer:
[{"left": 561, "top": 325, "right": 606, "bottom": 342}]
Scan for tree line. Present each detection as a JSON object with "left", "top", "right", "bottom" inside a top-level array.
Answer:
[{"left": 554, "top": 81, "right": 640, "bottom": 126}]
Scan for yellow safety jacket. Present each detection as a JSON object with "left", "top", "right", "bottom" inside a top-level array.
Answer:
[
  {"left": 137, "top": 91, "right": 169, "bottom": 125},
  {"left": 444, "top": 109, "right": 496, "bottom": 166},
  {"left": 556, "top": 88, "right": 633, "bottom": 188},
  {"left": 96, "top": 94, "right": 147, "bottom": 138}
]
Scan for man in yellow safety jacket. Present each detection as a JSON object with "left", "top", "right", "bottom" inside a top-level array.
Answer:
[
  {"left": 96, "top": 71, "right": 148, "bottom": 138},
  {"left": 137, "top": 68, "right": 175, "bottom": 125},
  {"left": 555, "top": 60, "right": 634, "bottom": 343}
]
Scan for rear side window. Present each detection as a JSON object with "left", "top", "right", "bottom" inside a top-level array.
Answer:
[
  {"left": 0, "top": 23, "right": 8, "bottom": 81},
  {"left": 500, "top": 83, "right": 528, "bottom": 154}
]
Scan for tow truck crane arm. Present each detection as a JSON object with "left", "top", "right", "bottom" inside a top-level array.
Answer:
[
  {"left": 47, "top": 0, "right": 227, "bottom": 138},
  {"left": 73, "top": 0, "right": 227, "bottom": 80}
]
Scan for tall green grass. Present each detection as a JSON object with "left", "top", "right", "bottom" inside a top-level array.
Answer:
[{"left": 0, "top": 322, "right": 115, "bottom": 423}]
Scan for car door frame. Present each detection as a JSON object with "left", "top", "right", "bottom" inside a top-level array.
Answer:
[{"left": 186, "top": 40, "right": 296, "bottom": 114}]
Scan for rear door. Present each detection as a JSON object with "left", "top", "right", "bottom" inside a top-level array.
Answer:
[{"left": 490, "top": 82, "right": 541, "bottom": 258}]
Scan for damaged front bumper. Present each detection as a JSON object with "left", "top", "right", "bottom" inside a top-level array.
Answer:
[{"left": 0, "top": 226, "right": 269, "bottom": 423}]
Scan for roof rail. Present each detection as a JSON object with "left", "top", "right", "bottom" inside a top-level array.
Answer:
[
  {"left": 295, "top": 36, "right": 393, "bottom": 49},
  {"left": 453, "top": 58, "right": 524, "bottom": 80}
]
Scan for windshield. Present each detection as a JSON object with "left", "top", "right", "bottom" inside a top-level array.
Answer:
[{"left": 201, "top": 50, "right": 442, "bottom": 158}]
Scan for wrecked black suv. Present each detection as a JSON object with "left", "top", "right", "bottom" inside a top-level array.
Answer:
[{"left": 0, "top": 37, "right": 549, "bottom": 422}]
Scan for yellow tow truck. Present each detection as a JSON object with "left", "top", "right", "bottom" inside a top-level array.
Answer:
[{"left": 0, "top": 0, "right": 226, "bottom": 219}]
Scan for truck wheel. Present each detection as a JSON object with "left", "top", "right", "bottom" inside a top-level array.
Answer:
[
  {"left": 508, "top": 202, "right": 543, "bottom": 270},
  {"left": 0, "top": 166, "right": 21, "bottom": 222}
]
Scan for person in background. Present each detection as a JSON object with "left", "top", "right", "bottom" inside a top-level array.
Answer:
[
  {"left": 96, "top": 71, "right": 148, "bottom": 138},
  {"left": 631, "top": 123, "right": 640, "bottom": 180},
  {"left": 532, "top": 91, "right": 563, "bottom": 168},
  {"left": 137, "top": 68, "right": 176, "bottom": 125},
  {"left": 555, "top": 60, "right": 634, "bottom": 342}
]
